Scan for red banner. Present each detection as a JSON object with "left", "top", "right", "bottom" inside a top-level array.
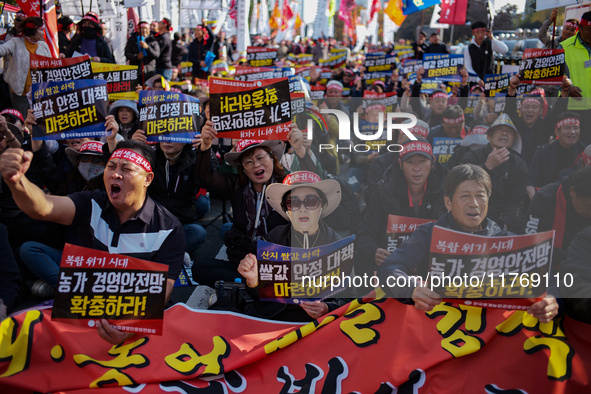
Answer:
[
  {"left": 1, "top": 292, "right": 589, "bottom": 393},
  {"left": 439, "top": 0, "right": 468, "bottom": 25}
]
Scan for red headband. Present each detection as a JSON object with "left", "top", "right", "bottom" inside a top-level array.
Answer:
[
  {"left": 25, "top": 22, "right": 41, "bottom": 29},
  {"left": 162, "top": 19, "right": 172, "bottom": 31},
  {"left": 79, "top": 141, "right": 104, "bottom": 154},
  {"left": 431, "top": 92, "right": 447, "bottom": 99},
  {"left": 555, "top": 117, "right": 580, "bottom": 129},
  {"left": 472, "top": 27, "right": 487, "bottom": 32},
  {"left": 443, "top": 115, "right": 465, "bottom": 125},
  {"left": 471, "top": 126, "right": 488, "bottom": 135},
  {"left": 0, "top": 109, "right": 24, "bottom": 123},
  {"left": 410, "top": 126, "right": 429, "bottom": 138},
  {"left": 400, "top": 142, "right": 433, "bottom": 158},
  {"left": 109, "top": 149, "right": 152, "bottom": 173},
  {"left": 365, "top": 104, "right": 386, "bottom": 113},
  {"left": 283, "top": 171, "right": 321, "bottom": 185},
  {"left": 565, "top": 21, "right": 579, "bottom": 28},
  {"left": 522, "top": 97, "right": 542, "bottom": 107},
  {"left": 579, "top": 19, "right": 590, "bottom": 27}
]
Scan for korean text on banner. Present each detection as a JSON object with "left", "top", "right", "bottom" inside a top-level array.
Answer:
[
  {"left": 30, "top": 54, "right": 92, "bottom": 84},
  {"left": 92, "top": 62, "right": 140, "bottom": 102},
  {"left": 209, "top": 77, "right": 292, "bottom": 140},
  {"left": 31, "top": 79, "right": 109, "bottom": 140}
]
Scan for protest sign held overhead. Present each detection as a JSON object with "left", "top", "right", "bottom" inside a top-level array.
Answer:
[
  {"left": 31, "top": 80, "right": 109, "bottom": 140},
  {"left": 257, "top": 235, "right": 355, "bottom": 302},
  {"left": 484, "top": 73, "right": 514, "bottom": 97},
  {"left": 310, "top": 85, "right": 326, "bottom": 100},
  {"left": 52, "top": 244, "right": 168, "bottom": 335},
  {"left": 247, "top": 46, "right": 278, "bottom": 67},
  {"left": 209, "top": 77, "right": 292, "bottom": 140},
  {"left": 30, "top": 54, "right": 92, "bottom": 84},
  {"left": 519, "top": 49, "right": 565, "bottom": 85},
  {"left": 428, "top": 226, "right": 555, "bottom": 309},
  {"left": 92, "top": 63, "right": 139, "bottom": 102},
  {"left": 386, "top": 215, "right": 437, "bottom": 252},
  {"left": 464, "top": 93, "right": 481, "bottom": 117},
  {"left": 422, "top": 53, "right": 464, "bottom": 82},
  {"left": 139, "top": 90, "right": 200, "bottom": 144},
  {"left": 363, "top": 53, "right": 397, "bottom": 73},
  {"left": 432, "top": 137, "right": 462, "bottom": 164},
  {"left": 234, "top": 66, "right": 295, "bottom": 81},
  {"left": 401, "top": 59, "right": 422, "bottom": 80}
]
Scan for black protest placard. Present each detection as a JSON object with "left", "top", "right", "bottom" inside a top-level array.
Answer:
[
  {"left": 31, "top": 79, "right": 109, "bottom": 140},
  {"left": 209, "top": 77, "right": 292, "bottom": 140},
  {"left": 428, "top": 226, "right": 554, "bottom": 309},
  {"left": 386, "top": 215, "right": 436, "bottom": 252},
  {"left": 30, "top": 54, "right": 92, "bottom": 84},
  {"left": 52, "top": 244, "right": 168, "bottom": 335},
  {"left": 92, "top": 62, "right": 139, "bottom": 101},
  {"left": 519, "top": 49, "right": 565, "bottom": 86},
  {"left": 247, "top": 46, "right": 278, "bottom": 67}
]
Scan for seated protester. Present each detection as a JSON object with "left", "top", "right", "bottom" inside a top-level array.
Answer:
[
  {"left": 561, "top": 226, "right": 591, "bottom": 323},
  {"left": 427, "top": 105, "right": 469, "bottom": 145},
  {"left": 558, "top": 144, "right": 591, "bottom": 180},
  {"left": 522, "top": 166, "right": 591, "bottom": 270},
  {"left": 192, "top": 121, "right": 312, "bottom": 288},
  {"left": 527, "top": 112, "right": 587, "bottom": 201},
  {"left": 65, "top": 12, "right": 115, "bottom": 63},
  {"left": 356, "top": 138, "right": 448, "bottom": 277},
  {"left": 407, "top": 67, "right": 469, "bottom": 128},
  {"left": 0, "top": 223, "right": 22, "bottom": 315},
  {"left": 377, "top": 164, "right": 559, "bottom": 322},
  {"left": 237, "top": 171, "right": 348, "bottom": 322},
  {"left": 132, "top": 133, "right": 207, "bottom": 259},
  {"left": 446, "top": 124, "right": 489, "bottom": 170},
  {"left": 505, "top": 74, "right": 570, "bottom": 165},
  {"left": 461, "top": 114, "right": 527, "bottom": 230},
  {"left": 109, "top": 100, "right": 140, "bottom": 140},
  {"left": 0, "top": 140, "right": 185, "bottom": 344},
  {"left": 365, "top": 119, "right": 429, "bottom": 200}
]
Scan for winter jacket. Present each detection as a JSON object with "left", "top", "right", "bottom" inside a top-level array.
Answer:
[
  {"left": 66, "top": 35, "right": 115, "bottom": 63},
  {"left": 171, "top": 40, "right": 188, "bottom": 67},
  {"left": 356, "top": 161, "right": 448, "bottom": 275},
  {"left": 378, "top": 212, "right": 508, "bottom": 303},
  {"left": 188, "top": 28, "right": 214, "bottom": 79},
  {"left": 461, "top": 144, "right": 528, "bottom": 228},
  {"left": 527, "top": 140, "right": 587, "bottom": 188},
  {"left": 148, "top": 146, "right": 203, "bottom": 224},
  {"left": 154, "top": 32, "right": 173, "bottom": 70},
  {"left": 427, "top": 124, "right": 469, "bottom": 146},
  {"left": 195, "top": 147, "right": 288, "bottom": 264},
  {"left": 58, "top": 31, "right": 70, "bottom": 54},
  {"left": 0, "top": 37, "right": 51, "bottom": 95},
  {"left": 125, "top": 32, "right": 160, "bottom": 75}
]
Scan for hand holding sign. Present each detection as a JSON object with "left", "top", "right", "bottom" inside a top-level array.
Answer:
[
  {"left": 97, "top": 319, "right": 136, "bottom": 345},
  {"left": 238, "top": 253, "right": 258, "bottom": 288},
  {"left": 528, "top": 295, "right": 559, "bottom": 323},
  {"left": 412, "top": 284, "right": 442, "bottom": 312},
  {"left": 199, "top": 120, "right": 217, "bottom": 151},
  {"left": 0, "top": 149, "right": 33, "bottom": 185},
  {"left": 301, "top": 301, "right": 329, "bottom": 320},
  {"left": 131, "top": 129, "right": 148, "bottom": 144}
]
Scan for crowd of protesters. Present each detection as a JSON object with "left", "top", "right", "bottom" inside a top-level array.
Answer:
[{"left": 1, "top": 7, "right": 591, "bottom": 338}]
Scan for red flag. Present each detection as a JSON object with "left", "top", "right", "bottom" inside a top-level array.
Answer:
[
  {"left": 281, "top": 0, "right": 293, "bottom": 31},
  {"left": 17, "top": 0, "right": 59, "bottom": 58},
  {"left": 127, "top": 8, "right": 139, "bottom": 39},
  {"left": 439, "top": 0, "right": 468, "bottom": 25},
  {"left": 370, "top": 0, "right": 381, "bottom": 21}
]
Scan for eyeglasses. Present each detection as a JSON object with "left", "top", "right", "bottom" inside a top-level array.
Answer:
[
  {"left": 241, "top": 153, "right": 269, "bottom": 170},
  {"left": 79, "top": 155, "right": 104, "bottom": 164},
  {"left": 283, "top": 195, "right": 321, "bottom": 211}
]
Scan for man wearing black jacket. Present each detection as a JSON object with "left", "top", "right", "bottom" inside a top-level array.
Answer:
[
  {"left": 125, "top": 22, "right": 160, "bottom": 83},
  {"left": 188, "top": 22, "right": 214, "bottom": 80},
  {"left": 356, "top": 138, "right": 448, "bottom": 277},
  {"left": 378, "top": 164, "right": 559, "bottom": 322},
  {"left": 461, "top": 113, "right": 527, "bottom": 230},
  {"left": 522, "top": 167, "right": 591, "bottom": 269},
  {"left": 154, "top": 18, "right": 174, "bottom": 80},
  {"left": 57, "top": 17, "right": 73, "bottom": 55},
  {"left": 527, "top": 112, "right": 588, "bottom": 200},
  {"left": 171, "top": 32, "right": 188, "bottom": 67},
  {"left": 65, "top": 12, "right": 115, "bottom": 63}
]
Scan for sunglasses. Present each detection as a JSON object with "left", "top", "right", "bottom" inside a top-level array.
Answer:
[{"left": 283, "top": 195, "right": 321, "bottom": 211}]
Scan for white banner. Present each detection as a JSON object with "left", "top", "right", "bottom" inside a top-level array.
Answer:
[
  {"left": 106, "top": 0, "right": 128, "bottom": 64},
  {"left": 170, "top": 0, "right": 180, "bottom": 32},
  {"left": 180, "top": 0, "right": 223, "bottom": 9},
  {"left": 59, "top": 0, "right": 92, "bottom": 16},
  {"left": 97, "top": 0, "right": 118, "bottom": 19},
  {"left": 236, "top": 0, "right": 251, "bottom": 54},
  {"left": 383, "top": 6, "right": 396, "bottom": 44},
  {"left": 430, "top": 4, "right": 449, "bottom": 29},
  {"left": 180, "top": 9, "right": 201, "bottom": 27},
  {"left": 250, "top": 0, "right": 259, "bottom": 34},
  {"left": 303, "top": 0, "right": 318, "bottom": 24},
  {"left": 369, "top": 14, "right": 378, "bottom": 45},
  {"left": 312, "top": 0, "right": 329, "bottom": 39},
  {"left": 258, "top": 0, "right": 271, "bottom": 37}
]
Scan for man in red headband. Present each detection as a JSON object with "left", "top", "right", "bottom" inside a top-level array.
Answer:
[
  {"left": 155, "top": 17, "right": 174, "bottom": 80},
  {"left": 426, "top": 104, "right": 469, "bottom": 145},
  {"left": 0, "top": 140, "right": 185, "bottom": 345},
  {"left": 464, "top": 21, "right": 508, "bottom": 83},
  {"left": 125, "top": 20, "right": 160, "bottom": 82},
  {"left": 527, "top": 112, "right": 588, "bottom": 200},
  {"left": 539, "top": 8, "right": 578, "bottom": 49},
  {"left": 188, "top": 18, "right": 214, "bottom": 80}
]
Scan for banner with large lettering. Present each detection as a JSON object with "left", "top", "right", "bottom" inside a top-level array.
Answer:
[
  {"left": 234, "top": 66, "right": 295, "bottom": 81},
  {"left": 363, "top": 53, "right": 396, "bottom": 73},
  {"left": 484, "top": 73, "right": 515, "bottom": 97},
  {"left": 31, "top": 80, "right": 109, "bottom": 140},
  {"left": 247, "top": 46, "right": 278, "bottom": 67},
  {"left": 92, "top": 63, "right": 140, "bottom": 102},
  {"left": 209, "top": 77, "right": 292, "bottom": 140},
  {"left": 428, "top": 226, "right": 555, "bottom": 309},
  {"left": 422, "top": 53, "right": 464, "bottom": 83},
  {"left": 386, "top": 215, "right": 436, "bottom": 252},
  {"left": 52, "top": 244, "right": 168, "bottom": 335},
  {"left": 1, "top": 291, "right": 589, "bottom": 393},
  {"left": 432, "top": 137, "right": 462, "bottom": 164},
  {"left": 139, "top": 90, "right": 200, "bottom": 143},
  {"left": 30, "top": 54, "right": 92, "bottom": 84},
  {"left": 519, "top": 48, "right": 565, "bottom": 86}
]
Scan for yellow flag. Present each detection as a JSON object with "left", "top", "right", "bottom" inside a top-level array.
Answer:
[{"left": 384, "top": 0, "right": 406, "bottom": 26}]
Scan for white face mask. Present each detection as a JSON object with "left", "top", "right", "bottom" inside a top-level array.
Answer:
[{"left": 78, "top": 163, "right": 104, "bottom": 181}]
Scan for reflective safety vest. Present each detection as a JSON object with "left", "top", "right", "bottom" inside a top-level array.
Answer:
[{"left": 562, "top": 33, "right": 591, "bottom": 110}]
